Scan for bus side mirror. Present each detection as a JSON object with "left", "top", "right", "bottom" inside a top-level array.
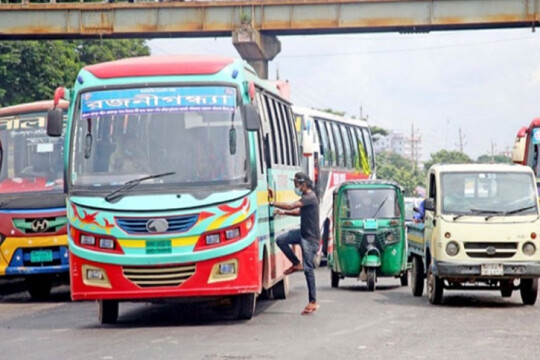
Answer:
[
  {"left": 242, "top": 104, "right": 260, "bottom": 131},
  {"left": 424, "top": 198, "right": 435, "bottom": 211},
  {"left": 47, "top": 108, "right": 63, "bottom": 137}
]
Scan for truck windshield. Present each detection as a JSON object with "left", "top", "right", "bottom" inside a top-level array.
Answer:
[
  {"left": 0, "top": 112, "right": 64, "bottom": 195},
  {"left": 341, "top": 188, "right": 400, "bottom": 219},
  {"left": 70, "top": 86, "right": 249, "bottom": 191},
  {"left": 441, "top": 172, "right": 538, "bottom": 216}
]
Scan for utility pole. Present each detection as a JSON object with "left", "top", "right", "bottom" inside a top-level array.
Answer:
[
  {"left": 410, "top": 123, "right": 421, "bottom": 173},
  {"left": 490, "top": 139, "right": 496, "bottom": 163},
  {"left": 458, "top": 128, "right": 467, "bottom": 153}
]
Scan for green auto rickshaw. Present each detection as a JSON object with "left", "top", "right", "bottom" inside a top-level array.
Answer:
[{"left": 328, "top": 180, "right": 408, "bottom": 291}]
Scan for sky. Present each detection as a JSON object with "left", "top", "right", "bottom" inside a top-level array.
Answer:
[{"left": 149, "top": 27, "right": 540, "bottom": 161}]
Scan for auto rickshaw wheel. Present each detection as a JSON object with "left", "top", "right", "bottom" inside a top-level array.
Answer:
[
  {"left": 331, "top": 270, "right": 340, "bottom": 288},
  {"left": 427, "top": 263, "right": 443, "bottom": 305},
  {"left": 520, "top": 278, "right": 538, "bottom": 305},
  {"left": 366, "top": 267, "right": 376, "bottom": 292},
  {"left": 411, "top": 256, "right": 424, "bottom": 297},
  {"left": 400, "top": 270, "right": 408, "bottom": 287},
  {"left": 98, "top": 300, "right": 119, "bottom": 324},
  {"left": 500, "top": 279, "right": 514, "bottom": 298}
]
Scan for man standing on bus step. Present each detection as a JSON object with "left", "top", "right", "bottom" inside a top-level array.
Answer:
[{"left": 271, "top": 172, "right": 320, "bottom": 315}]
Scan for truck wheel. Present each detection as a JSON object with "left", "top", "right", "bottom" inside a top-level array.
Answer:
[
  {"left": 400, "top": 270, "right": 408, "bottom": 287},
  {"left": 366, "top": 267, "right": 376, "bottom": 292},
  {"left": 427, "top": 263, "right": 443, "bottom": 305},
  {"left": 500, "top": 280, "right": 514, "bottom": 298},
  {"left": 520, "top": 278, "right": 538, "bottom": 305},
  {"left": 273, "top": 276, "right": 289, "bottom": 300},
  {"left": 331, "top": 270, "right": 340, "bottom": 288},
  {"left": 98, "top": 300, "right": 119, "bottom": 324},
  {"left": 26, "top": 275, "right": 53, "bottom": 301},
  {"left": 411, "top": 256, "right": 424, "bottom": 297},
  {"left": 234, "top": 293, "right": 256, "bottom": 320}
]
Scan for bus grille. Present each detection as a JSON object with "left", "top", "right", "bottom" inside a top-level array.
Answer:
[
  {"left": 464, "top": 242, "right": 517, "bottom": 259},
  {"left": 116, "top": 214, "right": 198, "bottom": 234},
  {"left": 122, "top": 263, "right": 196, "bottom": 288}
]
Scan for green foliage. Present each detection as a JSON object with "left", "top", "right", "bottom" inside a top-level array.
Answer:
[
  {"left": 369, "top": 126, "right": 388, "bottom": 142},
  {"left": 423, "top": 150, "right": 473, "bottom": 171},
  {"left": 376, "top": 152, "right": 424, "bottom": 196},
  {"left": 0, "top": 39, "right": 149, "bottom": 107},
  {"left": 318, "top": 108, "right": 346, "bottom": 117},
  {"left": 476, "top": 154, "right": 512, "bottom": 164}
]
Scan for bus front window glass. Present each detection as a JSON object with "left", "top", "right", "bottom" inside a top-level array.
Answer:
[
  {"left": 314, "top": 118, "right": 330, "bottom": 167},
  {"left": 71, "top": 86, "right": 248, "bottom": 190}
]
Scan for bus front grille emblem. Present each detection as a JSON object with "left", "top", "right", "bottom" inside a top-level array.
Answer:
[
  {"left": 31, "top": 219, "right": 50, "bottom": 233},
  {"left": 146, "top": 218, "right": 169, "bottom": 233}
]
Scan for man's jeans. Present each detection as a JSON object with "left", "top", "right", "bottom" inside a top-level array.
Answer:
[{"left": 276, "top": 229, "right": 318, "bottom": 303}]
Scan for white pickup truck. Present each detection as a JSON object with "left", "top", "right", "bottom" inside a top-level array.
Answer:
[{"left": 407, "top": 163, "right": 540, "bottom": 305}]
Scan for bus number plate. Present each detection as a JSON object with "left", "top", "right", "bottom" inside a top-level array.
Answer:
[
  {"left": 146, "top": 240, "right": 172, "bottom": 255},
  {"left": 481, "top": 263, "right": 503, "bottom": 276},
  {"left": 30, "top": 250, "right": 53, "bottom": 263}
]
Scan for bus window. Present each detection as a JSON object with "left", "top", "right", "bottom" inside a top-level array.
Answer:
[
  {"left": 278, "top": 102, "right": 292, "bottom": 166},
  {"left": 263, "top": 96, "right": 278, "bottom": 165},
  {"left": 323, "top": 121, "right": 337, "bottom": 166},
  {"left": 331, "top": 122, "right": 345, "bottom": 167},
  {"left": 270, "top": 98, "right": 285, "bottom": 165},
  {"left": 314, "top": 119, "right": 330, "bottom": 167},
  {"left": 347, "top": 126, "right": 359, "bottom": 169},
  {"left": 361, "top": 127, "right": 375, "bottom": 171},
  {"left": 339, "top": 124, "right": 352, "bottom": 168}
]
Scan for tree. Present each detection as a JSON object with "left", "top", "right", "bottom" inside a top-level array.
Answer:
[
  {"left": 376, "top": 151, "right": 425, "bottom": 196},
  {"left": 423, "top": 150, "right": 473, "bottom": 171},
  {"left": 370, "top": 126, "right": 388, "bottom": 143},
  {"left": 476, "top": 154, "right": 512, "bottom": 164},
  {"left": 0, "top": 39, "right": 149, "bottom": 107}
]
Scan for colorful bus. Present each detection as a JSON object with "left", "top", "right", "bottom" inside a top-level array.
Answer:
[
  {"left": 512, "top": 119, "right": 540, "bottom": 191},
  {"left": 292, "top": 106, "right": 375, "bottom": 266},
  {"left": 47, "top": 55, "right": 302, "bottom": 323},
  {"left": 0, "top": 100, "right": 68, "bottom": 299}
]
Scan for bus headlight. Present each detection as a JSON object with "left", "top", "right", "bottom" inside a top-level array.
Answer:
[
  {"left": 523, "top": 242, "right": 536, "bottom": 256},
  {"left": 446, "top": 241, "right": 459, "bottom": 256}
]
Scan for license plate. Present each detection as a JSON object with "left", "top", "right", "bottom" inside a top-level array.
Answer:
[
  {"left": 30, "top": 250, "right": 53, "bottom": 263},
  {"left": 481, "top": 263, "right": 504, "bottom": 276},
  {"left": 146, "top": 240, "right": 172, "bottom": 255}
]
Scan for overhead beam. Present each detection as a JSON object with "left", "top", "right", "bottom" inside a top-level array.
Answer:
[{"left": 0, "top": 0, "right": 539, "bottom": 40}]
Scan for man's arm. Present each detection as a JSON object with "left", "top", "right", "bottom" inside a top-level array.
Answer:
[{"left": 272, "top": 199, "right": 303, "bottom": 216}]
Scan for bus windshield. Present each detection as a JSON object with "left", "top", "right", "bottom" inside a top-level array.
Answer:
[
  {"left": 441, "top": 172, "right": 538, "bottom": 216},
  {"left": 0, "top": 113, "right": 64, "bottom": 195},
  {"left": 71, "top": 86, "right": 249, "bottom": 190}
]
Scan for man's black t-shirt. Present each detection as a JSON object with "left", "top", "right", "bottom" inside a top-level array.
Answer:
[{"left": 300, "top": 191, "right": 320, "bottom": 243}]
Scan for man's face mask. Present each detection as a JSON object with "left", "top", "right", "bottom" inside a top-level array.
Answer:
[{"left": 294, "top": 183, "right": 303, "bottom": 196}]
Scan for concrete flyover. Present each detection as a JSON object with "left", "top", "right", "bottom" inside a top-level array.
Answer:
[{"left": 1, "top": 0, "right": 539, "bottom": 77}]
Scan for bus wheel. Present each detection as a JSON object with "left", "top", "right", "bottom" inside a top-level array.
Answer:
[
  {"left": 427, "top": 262, "right": 443, "bottom": 305},
  {"left": 331, "top": 270, "right": 340, "bottom": 288},
  {"left": 411, "top": 256, "right": 424, "bottom": 297},
  {"left": 520, "top": 278, "right": 538, "bottom": 305},
  {"left": 234, "top": 293, "right": 256, "bottom": 320},
  {"left": 500, "top": 280, "right": 514, "bottom": 298},
  {"left": 273, "top": 276, "right": 290, "bottom": 300},
  {"left": 98, "top": 300, "right": 119, "bottom": 324},
  {"left": 26, "top": 275, "right": 53, "bottom": 301},
  {"left": 366, "top": 267, "right": 376, "bottom": 292}
]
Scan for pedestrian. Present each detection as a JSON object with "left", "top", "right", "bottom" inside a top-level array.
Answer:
[{"left": 271, "top": 172, "right": 320, "bottom": 315}]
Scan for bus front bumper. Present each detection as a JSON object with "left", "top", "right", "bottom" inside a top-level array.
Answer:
[
  {"left": 435, "top": 261, "right": 540, "bottom": 279},
  {"left": 70, "top": 240, "right": 260, "bottom": 301}
]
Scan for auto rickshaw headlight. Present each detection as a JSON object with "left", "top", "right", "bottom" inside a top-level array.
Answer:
[
  {"left": 384, "top": 232, "right": 399, "bottom": 245},
  {"left": 344, "top": 232, "right": 356, "bottom": 245},
  {"left": 523, "top": 242, "right": 536, "bottom": 256},
  {"left": 446, "top": 241, "right": 459, "bottom": 256}
]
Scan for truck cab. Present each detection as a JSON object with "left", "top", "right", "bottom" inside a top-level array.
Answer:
[{"left": 407, "top": 163, "right": 540, "bottom": 305}]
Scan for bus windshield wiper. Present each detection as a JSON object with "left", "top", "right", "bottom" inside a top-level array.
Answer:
[
  {"left": 505, "top": 205, "right": 537, "bottom": 215},
  {"left": 104, "top": 172, "right": 176, "bottom": 203},
  {"left": 453, "top": 208, "right": 500, "bottom": 221}
]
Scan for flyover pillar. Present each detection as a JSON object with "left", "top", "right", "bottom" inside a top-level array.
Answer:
[{"left": 232, "top": 27, "right": 281, "bottom": 79}]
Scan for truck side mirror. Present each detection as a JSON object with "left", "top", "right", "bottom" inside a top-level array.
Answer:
[
  {"left": 242, "top": 104, "right": 260, "bottom": 131},
  {"left": 424, "top": 198, "right": 435, "bottom": 211},
  {"left": 47, "top": 108, "right": 63, "bottom": 137}
]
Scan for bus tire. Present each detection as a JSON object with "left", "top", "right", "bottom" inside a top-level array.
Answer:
[
  {"left": 427, "top": 262, "right": 443, "bottom": 305},
  {"left": 411, "top": 256, "right": 424, "bottom": 297},
  {"left": 235, "top": 293, "right": 256, "bottom": 320},
  {"left": 366, "top": 267, "right": 376, "bottom": 292},
  {"left": 273, "top": 276, "right": 289, "bottom": 300},
  {"left": 98, "top": 300, "right": 119, "bottom": 324},
  {"left": 520, "top": 278, "right": 538, "bottom": 305},
  {"left": 331, "top": 270, "right": 340, "bottom": 288},
  {"left": 26, "top": 275, "right": 53, "bottom": 301}
]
